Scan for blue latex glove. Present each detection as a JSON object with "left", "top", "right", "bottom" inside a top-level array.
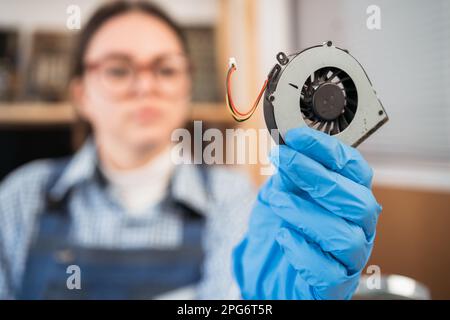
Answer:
[{"left": 233, "top": 126, "right": 382, "bottom": 300}]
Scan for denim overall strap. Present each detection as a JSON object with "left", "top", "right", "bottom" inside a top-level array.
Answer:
[{"left": 18, "top": 162, "right": 207, "bottom": 300}]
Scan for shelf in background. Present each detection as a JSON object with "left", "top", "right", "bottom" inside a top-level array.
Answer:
[{"left": 0, "top": 102, "right": 233, "bottom": 127}]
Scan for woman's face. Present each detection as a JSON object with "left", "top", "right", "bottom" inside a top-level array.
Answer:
[{"left": 75, "top": 12, "right": 191, "bottom": 151}]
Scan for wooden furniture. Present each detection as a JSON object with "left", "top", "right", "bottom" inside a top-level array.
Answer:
[
  {"left": 0, "top": 102, "right": 232, "bottom": 126},
  {"left": 368, "top": 185, "right": 450, "bottom": 299}
]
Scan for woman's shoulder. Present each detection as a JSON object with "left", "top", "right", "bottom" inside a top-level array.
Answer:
[
  {"left": 207, "top": 165, "right": 254, "bottom": 186},
  {"left": 0, "top": 157, "right": 70, "bottom": 200},
  {"left": 205, "top": 165, "right": 257, "bottom": 204}
]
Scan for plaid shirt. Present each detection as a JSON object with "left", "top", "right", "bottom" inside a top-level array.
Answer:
[{"left": 0, "top": 139, "right": 256, "bottom": 299}]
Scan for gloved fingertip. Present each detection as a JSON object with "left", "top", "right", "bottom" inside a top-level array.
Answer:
[
  {"left": 267, "top": 189, "right": 291, "bottom": 209},
  {"left": 285, "top": 126, "right": 319, "bottom": 146},
  {"left": 276, "top": 227, "right": 302, "bottom": 245},
  {"left": 275, "top": 228, "right": 308, "bottom": 260},
  {"left": 273, "top": 145, "right": 298, "bottom": 169},
  {"left": 275, "top": 227, "right": 290, "bottom": 244}
]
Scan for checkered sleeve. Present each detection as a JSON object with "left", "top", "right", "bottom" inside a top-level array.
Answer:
[
  {"left": 196, "top": 168, "right": 257, "bottom": 299},
  {"left": 0, "top": 160, "right": 53, "bottom": 299}
]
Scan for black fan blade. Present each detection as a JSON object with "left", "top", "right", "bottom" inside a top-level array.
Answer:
[
  {"left": 300, "top": 100, "right": 312, "bottom": 110},
  {"left": 331, "top": 119, "right": 340, "bottom": 135},
  {"left": 346, "top": 97, "right": 357, "bottom": 107},
  {"left": 300, "top": 98, "right": 315, "bottom": 119},
  {"left": 334, "top": 76, "right": 351, "bottom": 85},
  {"left": 343, "top": 87, "right": 356, "bottom": 93},
  {"left": 343, "top": 106, "right": 355, "bottom": 124},
  {"left": 344, "top": 106, "right": 355, "bottom": 117},
  {"left": 325, "top": 121, "right": 332, "bottom": 134},
  {"left": 338, "top": 115, "right": 349, "bottom": 131},
  {"left": 304, "top": 76, "right": 311, "bottom": 86},
  {"left": 317, "top": 121, "right": 326, "bottom": 131},
  {"left": 316, "top": 68, "right": 328, "bottom": 82},
  {"left": 326, "top": 69, "right": 341, "bottom": 82}
]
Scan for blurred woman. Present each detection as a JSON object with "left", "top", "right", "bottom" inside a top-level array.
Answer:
[
  {"left": 0, "top": 1, "right": 254, "bottom": 299},
  {"left": 0, "top": 1, "right": 382, "bottom": 300}
]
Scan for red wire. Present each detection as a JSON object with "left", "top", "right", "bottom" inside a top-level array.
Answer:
[{"left": 226, "top": 65, "right": 268, "bottom": 120}]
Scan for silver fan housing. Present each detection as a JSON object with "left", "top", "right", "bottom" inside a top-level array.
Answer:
[{"left": 263, "top": 41, "right": 388, "bottom": 147}]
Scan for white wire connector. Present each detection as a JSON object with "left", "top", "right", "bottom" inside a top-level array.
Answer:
[{"left": 228, "top": 57, "right": 237, "bottom": 69}]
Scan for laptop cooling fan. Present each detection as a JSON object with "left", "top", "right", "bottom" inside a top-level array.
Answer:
[{"left": 226, "top": 41, "right": 388, "bottom": 147}]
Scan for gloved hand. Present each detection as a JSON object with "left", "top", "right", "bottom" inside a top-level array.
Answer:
[{"left": 233, "top": 126, "right": 382, "bottom": 300}]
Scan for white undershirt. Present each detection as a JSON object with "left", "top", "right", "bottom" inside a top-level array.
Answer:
[{"left": 101, "top": 147, "right": 175, "bottom": 216}]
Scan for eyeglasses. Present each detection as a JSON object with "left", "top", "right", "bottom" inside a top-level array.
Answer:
[{"left": 84, "top": 54, "right": 191, "bottom": 98}]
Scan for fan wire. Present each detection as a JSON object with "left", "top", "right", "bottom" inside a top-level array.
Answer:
[{"left": 226, "top": 58, "right": 269, "bottom": 122}]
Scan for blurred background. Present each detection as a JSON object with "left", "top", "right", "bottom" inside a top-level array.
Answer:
[{"left": 0, "top": 0, "right": 449, "bottom": 299}]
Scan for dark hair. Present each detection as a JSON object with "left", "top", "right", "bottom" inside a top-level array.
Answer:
[{"left": 70, "top": 1, "right": 188, "bottom": 79}]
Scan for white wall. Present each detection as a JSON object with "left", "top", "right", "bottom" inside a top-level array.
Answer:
[
  {"left": 294, "top": 0, "right": 450, "bottom": 165},
  {"left": 291, "top": 0, "right": 450, "bottom": 190},
  {"left": 256, "top": 0, "right": 295, "bottom": 78},
  {"left": 0, "top": 0, "right": 102, "bottom": 30},
  {"left": 0, "top": 0, "right": 218, "bottom": 30}
]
